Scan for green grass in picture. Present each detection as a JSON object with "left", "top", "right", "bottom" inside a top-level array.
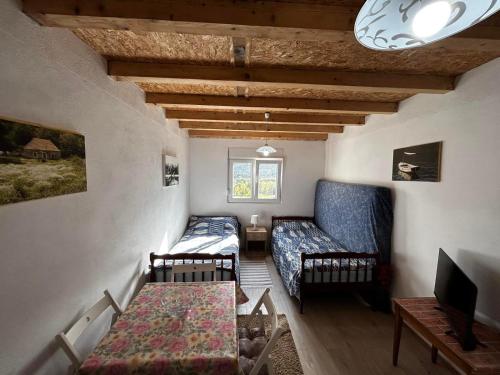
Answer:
[{"left": 0, "top": 117, "right": 87, "bottom": 205}]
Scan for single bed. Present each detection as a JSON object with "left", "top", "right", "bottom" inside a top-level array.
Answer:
[
  {"left": 272, "top": 180, "right": 393, "bottom": 313},
  {"left": 150, "top": 215, "right": 241, "bottom": 282},
  {"left": 272, "top": 218, "right": 376, "bottom": 297}
]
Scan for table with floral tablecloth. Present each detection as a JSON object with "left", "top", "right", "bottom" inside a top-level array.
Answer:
[{"left": 79, "top": 282, "right": 238, "bottom": 375}]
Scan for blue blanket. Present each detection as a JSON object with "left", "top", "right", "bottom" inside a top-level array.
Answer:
[
  {"left": 272, "top": 220, "right": 374, "bottom": 297},
  {"left": 315, "top": 180, "right": 393, "bottom": 264}
]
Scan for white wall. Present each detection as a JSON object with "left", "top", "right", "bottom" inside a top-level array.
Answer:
[
  {"left": 325, "top": 58, "right": 500, "bottom": 327},
  {"left": 190, "top": 139, "right": 325, "bottom": 228},
  {"left": 0, "top": 1, "right": 189, "bottom": 374}
]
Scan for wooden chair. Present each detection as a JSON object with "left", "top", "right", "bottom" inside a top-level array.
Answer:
[
  {"left": 240, "top": 288, "right": 287, "bottom": 375},
  {"left": 171, "top": 261, "right": 217, "bottom": 282},
  {"left": 56, "top": 290, "right": 122, "bottom": 373}
]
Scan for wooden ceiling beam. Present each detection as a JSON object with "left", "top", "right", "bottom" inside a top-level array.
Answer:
[
  {"left": 188, "top": 130, "right": 329, "bottom": 141},
  {"left": 179, "top": 121, "right": 343, "bottom": 133},
  {"left": 110, "top": 62, "right": 454, "bottom": 94},
  {"left": 22, "top": 0, "right": 356, "bottom": 40},
  {"left": 146, "top": 93, "right": 398, "bottom": 115},
  {"left": 23, "top": 0, "right": 500, "bottom": 50},
  {"left": 167, "top": 110, "right": 364, "bottom": 125}
]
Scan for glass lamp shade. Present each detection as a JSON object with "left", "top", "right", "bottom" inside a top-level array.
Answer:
[
  {"left": 355, "top": 0, "right": 500, "bottom": 51},
  {"left": 250, "top": 214, "right": 259, "bottom": 230},
  {"left": 256, "top": 144, "right": 277, "bottom": 156}
]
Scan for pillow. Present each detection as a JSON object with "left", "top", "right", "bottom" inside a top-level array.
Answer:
[
  {"left": 238, "top": 336, "right": 269, "bottom": 360},
  {"left": 188, "top": 216, "right": 239, "bottom": 236},
  {"left": 239, "top": 338, "right": 253, "bottom": 357},
  {"left": 208, "top": 220, "right": 225, "bottom": 235},
  {"left": 239, "top": 355, "right": 269, "bottom": 375},
  {"left": 238, "top": 327, "right": 250, "bottom": 339},
  {"left": 239, "top": 356, "right": 255, "bottom": 375},
  {"left": 249, "top": 326, "right": 265, "bottom": 339},
  {"left": 277, "top": 220, "right": 314, "bottom": 232},
  {"left": 249, "top": 336, "right": 267, "bottom": 357}
]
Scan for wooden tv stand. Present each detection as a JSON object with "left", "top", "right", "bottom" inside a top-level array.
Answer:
[{"left": 393, "top": 298, "right": 500, "bottom": 374}]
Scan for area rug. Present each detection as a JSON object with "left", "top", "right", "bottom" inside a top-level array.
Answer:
[
  {"left": 240, "top": 259, "right": 273, "bottom": 287},
  {"left": 238, "top": 314, "right": 304, "bottom": 375}
]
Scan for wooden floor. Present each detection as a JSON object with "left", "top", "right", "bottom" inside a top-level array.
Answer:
[{"left": 238, "top": 256, "right": 457, "bottom": 375}]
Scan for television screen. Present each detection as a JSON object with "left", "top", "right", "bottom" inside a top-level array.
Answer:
[{"left": 434, "top": 249, "right": 478, "bottom": 351}]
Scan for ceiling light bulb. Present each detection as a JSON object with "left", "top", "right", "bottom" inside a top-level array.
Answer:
[
  {"left": 262, "top": 151, "right": 270, "bottom": 157},
  {"left": 412, "top": 1, "right": 452, "bottom": 38}
]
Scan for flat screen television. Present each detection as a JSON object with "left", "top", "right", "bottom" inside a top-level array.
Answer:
[{"left": 434, "top": 248, "right": 478, "bottom": 351}]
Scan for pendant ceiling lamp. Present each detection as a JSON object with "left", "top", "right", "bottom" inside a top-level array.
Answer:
[
  {"left": 256, "top": 143, "right": 276, "bottom": 157},
  {"left": 256, "top": 112, "right": 277, "bottom": 157},
  {"left": 355, "top": 0, "right": 500, "bottom": 51}
]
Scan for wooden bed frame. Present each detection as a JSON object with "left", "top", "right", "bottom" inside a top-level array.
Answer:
[
  {"left": 149, "top": 252, "right": 237, "bottom": 282},
  {"left": 271, "top": 216, "right": 380, "bottom": 313}
]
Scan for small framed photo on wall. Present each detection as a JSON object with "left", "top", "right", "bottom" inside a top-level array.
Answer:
[
  {"left": 163, "top": 155, "right": 179, "bottom": 187},
  {"left": 392, "top": 141, "right": 442, "bottom": 182}
]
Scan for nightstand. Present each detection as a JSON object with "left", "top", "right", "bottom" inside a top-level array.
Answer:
[{"left": 245, "top": 226, "right": 268, "bottom": 254}]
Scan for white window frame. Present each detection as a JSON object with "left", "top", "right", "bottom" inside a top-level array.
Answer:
[{"left": 228, "top": 157, "right": 283, "bottom": 203}]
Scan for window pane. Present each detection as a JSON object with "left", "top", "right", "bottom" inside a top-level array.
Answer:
[
  {"left": 258, "top": 163, "right": 278, "bottom": 200},
  {"left": 232, "top": 161, "right": 253, "bottom": 199}
]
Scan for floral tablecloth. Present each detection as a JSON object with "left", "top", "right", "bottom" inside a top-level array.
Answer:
[{"left": 79, "top": 282, "right": 238, "bottom": 375}]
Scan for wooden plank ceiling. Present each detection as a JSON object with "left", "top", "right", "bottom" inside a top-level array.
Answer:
[{"left": 23, "top": 0, "right": 500, "bottom": 141}]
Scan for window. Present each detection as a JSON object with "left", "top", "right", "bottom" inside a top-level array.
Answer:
[
  {"left": 231, "top": 160, "right": 253, "bottom": 200},
  {"left": 228, "top": 158, "right": 282, "bottom": 203}
]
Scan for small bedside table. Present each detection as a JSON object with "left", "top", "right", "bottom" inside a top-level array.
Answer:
[{"left": 245, "top": 226, "right": 268, "bottom": 254}]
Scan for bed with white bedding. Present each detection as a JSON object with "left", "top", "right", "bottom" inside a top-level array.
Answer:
[{"left": 150, "top": 215, "right": 240, "bottom": 282}]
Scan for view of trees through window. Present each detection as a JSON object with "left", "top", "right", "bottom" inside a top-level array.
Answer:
[
  {"left": 231, "top": 159, "right": 281, "bottom": 201},
  {"left": 232, "top": 161, "right": 252, "bottom": 199},
  {"left": 258, "top": 163, "right": 278, "bottom": 199}
]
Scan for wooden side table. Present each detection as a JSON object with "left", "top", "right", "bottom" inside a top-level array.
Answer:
[
  {"left": 245, "top": 226, "right": 268, "bottom": 254},
  {"left": 393, "top": 297, "right": 500, "bottom": 374}
]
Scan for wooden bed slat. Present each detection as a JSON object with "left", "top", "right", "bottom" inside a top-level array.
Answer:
[{"left": 330, "top": 258, "right": 334, "bottom": 283}]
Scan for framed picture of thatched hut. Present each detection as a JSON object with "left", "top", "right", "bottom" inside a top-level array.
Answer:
[
  {"left": 0, "top": 117, "right": 87, "bottom": 205},
  {"left": 163, "top": 155, "right": 179, "bottom": 187},
  {"left": 392, "top": 141, "right": 442, "bottom": 182}
]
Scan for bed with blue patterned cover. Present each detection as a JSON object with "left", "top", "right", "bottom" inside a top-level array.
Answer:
[
  {"left": 150, "top": 215, "right": 240, "bottom": 282},
  {"left": 272, "top": 219, "right": 376, "bottom": 297},
  {"left": 272, "top": 180, "right": 393, "bottom": 313}
]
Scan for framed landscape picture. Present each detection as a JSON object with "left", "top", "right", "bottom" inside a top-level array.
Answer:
[
  {"left": 163, "top": 155, "right": 179, "bottom": 187},
  {"left": 0, "top": 117, "right": 87, "bottom": 205},
  {"left": 392, "top": 141, "right": 442, "bottom": 182}
]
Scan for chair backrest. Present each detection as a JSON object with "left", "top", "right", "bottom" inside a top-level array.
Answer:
[
  {"left": 249, "top": 288, "right": 279, "bottom": 334},
  {"left": 246, "top": 288, "right": 286, "bottom": 375},
  {"left": 171, "top": 261, "right": 217, "bottom": 282},
  {"left": 56, "top": 290, "right": 122, "bottom": 369}
]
